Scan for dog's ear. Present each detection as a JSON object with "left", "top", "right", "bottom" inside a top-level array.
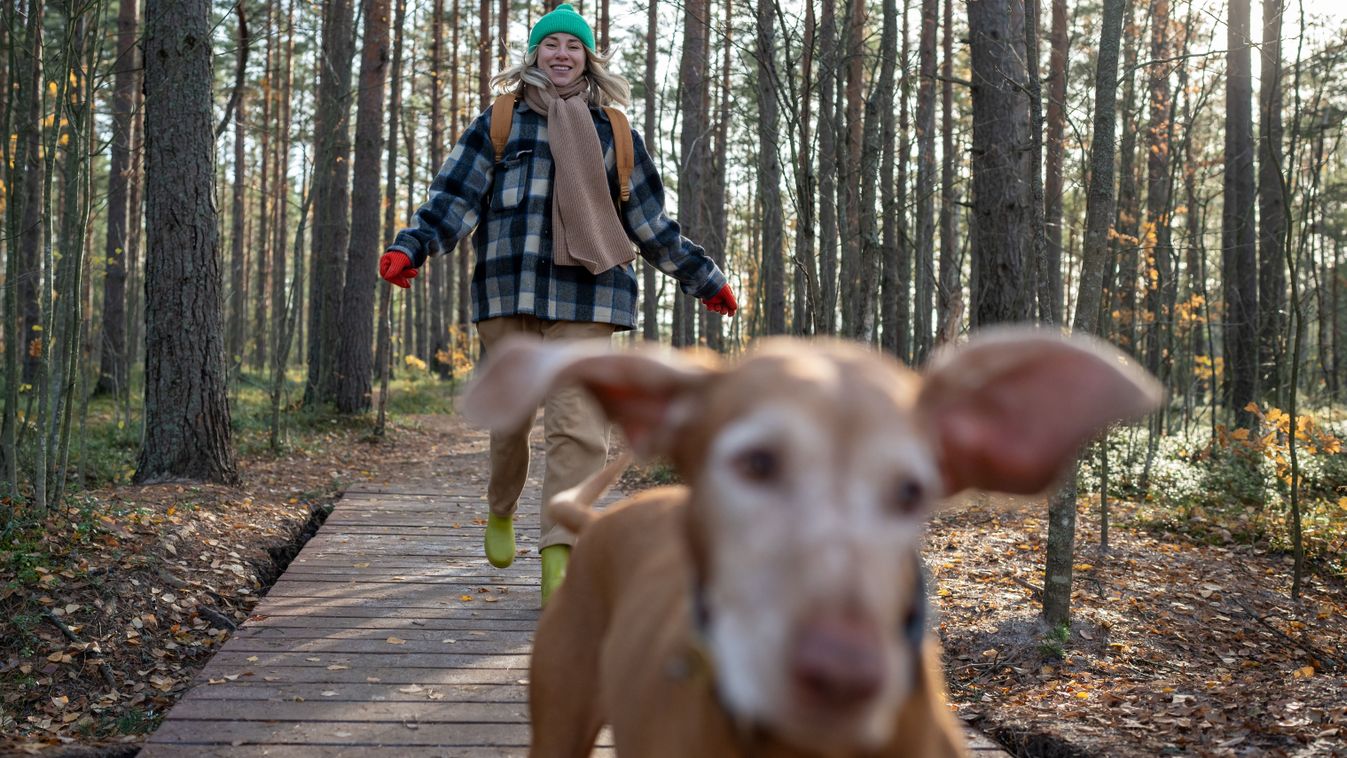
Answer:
[
  {"left": 461, "top": 336, "right": 721, "bottom": 458},
  {"left": 917, "top": 328, "right": 1163, "bottom": 496}
]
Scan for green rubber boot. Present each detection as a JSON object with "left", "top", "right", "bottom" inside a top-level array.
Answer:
[
  {"left": 540, "top": 545, "right": 571, "bottom": 608},
  {"left": 484, "top": 514, "right": 516, "bottom": 568}
]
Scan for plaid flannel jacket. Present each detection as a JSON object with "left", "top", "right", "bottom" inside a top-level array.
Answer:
[{"left": 389, "top": 100, "right": 727, "bottom": 330}]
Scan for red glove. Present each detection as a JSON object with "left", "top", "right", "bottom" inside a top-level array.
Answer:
[
  {"left": 703, "top": 284, "right": 738, "bottom": 317},
  {"left": 379, "top": 250, "right": 418, "bottom": 288}
]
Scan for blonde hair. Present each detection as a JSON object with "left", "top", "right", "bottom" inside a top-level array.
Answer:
[{"left": 490, "top": 45, "right": 632, "bottom": 108}]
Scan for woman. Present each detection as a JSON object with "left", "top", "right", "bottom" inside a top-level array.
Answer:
[{"left": 379, "top": 3, "right": 736, "bottom": 606}]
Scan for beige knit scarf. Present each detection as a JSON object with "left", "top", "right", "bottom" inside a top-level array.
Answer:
[{"left": 523, "top": 78, "right": 635, "bottom": 275}]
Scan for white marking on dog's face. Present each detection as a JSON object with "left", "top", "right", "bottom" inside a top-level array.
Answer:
[{"left": 692, "top": 363, "right": 941, "bottom": 750}]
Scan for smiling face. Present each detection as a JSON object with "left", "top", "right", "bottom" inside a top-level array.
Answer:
[
  {"left": 675, "top": 343, "right": 941, "bottom": 750},
  {"left": 536, "top": 32, "right": 587, "bottom": 88}
]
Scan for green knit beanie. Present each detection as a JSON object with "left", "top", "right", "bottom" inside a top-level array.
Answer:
[{"left": 528, "top": 3, "right": 595, "bottom": 53}]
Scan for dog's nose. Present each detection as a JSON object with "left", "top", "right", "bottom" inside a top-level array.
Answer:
[{"left": 789, "top": 616, "right": 883, "bottom": 710}]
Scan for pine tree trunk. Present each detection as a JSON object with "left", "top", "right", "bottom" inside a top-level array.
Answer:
[
  {"left": 253, "top": 0, "right": 275, "bottom": 371},
  {"left": 1043, "top": 0, "right": 1068, "bottom": 325},
  {"left": 934, "top": 0, "right": 960, "bottom": 346},
  {"left": 706, "top": 0, "right": 732, "bottom": 350},
  {"left": 229, "top": 88, "right": 248, "bottom": 375},
  {"left": 1111, "top": 6, "right": 1142, "bottom": 354},
  {"left": 1143, "top": 0, "right": 1174, "bottom": 406},
  {"left": 968, "top": 0, "right": 1033, "bottom": 326},
  {"left": 137, "top": 0, "right": 238, "bottom": 484},
  {"left": 1044, "top": 0, "right": 1126, "bottom": 630},
  {"left": 676, "top": 0, "right": 711, "bottom": 347},
  {"left": 378, "top": 0, "right": 406, "bottom": 382},
  {"left": 912, "top": 0, "right": 937, "bottom": 360},
  {"left": 641, "top": 0, "right": 659, "bottom": 341},
  {"left": 336, "top": 0, "right": 391, "bottom": 413},
  {"left": 758, "top": 0, "right": 785, "bottom": 335},
  {"left": 306, "top": 0, "right": 357, "bottom": 405},
  {"left": 1223, "top": 0, "right": 1259, "bottom": 427},
  {"left": 840, "top": 0, "right": 866, "bottom": 339},
  {"left": 1257, "top": 0, "right": 1286, "bottom": 404},
  {"left": 97, "top": 0, "right": 138, "bottom": 397},
  {"left": 428, "top": 0, "right": 448, "bottom": 378},
  {"left": 817, "top": 0, "right": 839, "bottom": 335},
  {"left": 270, "top": 0, "right": 296, "bottom": 376},
  {"left": 16, "top": 0, "right": 43, "bottom": 385},
  {"left": 878, "top": 0, "right": 899, "bottom": 355},
  {"left": 794, "top": 2, "right": 818, "bottom": 338}
]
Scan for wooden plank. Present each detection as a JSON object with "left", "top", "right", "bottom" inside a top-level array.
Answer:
[
  {"left": 236, "top": 627, "right": 535, "bottom": 645},
  {"left": 208, "top": 651, "right": 533, "bottom": 669},
  {"left": 240, "top": 616, "right": 538, "bottom": 632},
  {"left": 178, "top": 682, "right": 529, "bottom": 703},
  {"left": 193, "top": 665, "right": 532, "bottom": 687},
  {"left": 147, "top": 719, "right": 541, "bottom": 747},
  {"left": 166, "top": 699, "right": 532, "bottom": 723},
  {"left": 222, "top": 637, "right": 534, "bottom": 656}
]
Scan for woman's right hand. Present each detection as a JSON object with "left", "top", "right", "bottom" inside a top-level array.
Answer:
[{"left": 379, "top": 251, "right": 418, "bottom": 288}]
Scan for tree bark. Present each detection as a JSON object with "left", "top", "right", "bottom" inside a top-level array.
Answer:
[
  {"left": 1042, "top": 0, "right": 1067, "bottom": 325},
  {"left": 305, "top": 0, "right": 357, "bottom": 405},
  {"left": 96, "top": 0, "right": 138, "bottom": 397},
  {"left": 1257, "top": 0, "right": 1286, "bottom": 404},
  {"left": 968, "top": 0, "right": 1034, "bottom": 326},
  {"left": 1112, "top": 7, "right": 1142, "bottom": 355},
  {"left": 641, "top": 0, "right": 659, "bottom": 341},
  {"left": 817, "top": 0, "right": 839, "bottom": 335},
  {"left": 758, "top": 0, "right": 785, "bottom": 335},
  {"left": 1223, "top": 0, "right": 1259, "bottom": 427},
  {"left": 883, "top": 0, "right": 907, "bottom": 358},
  {"left": 1043, "top": 0, "right": 1126, "bottom": 630},
  {"left": 336, "top": 0, "right": 391, "bottom": 413},
  {"left": 934, "top": 0, "right": 960, "bottom": 346},
  {"left": 913, "top": 0, "right": 938, "bottom": 360},
  {"left": 840, "top": 0, "right": 867, "bottom": 339},
  {"left": 137, "top": 0, "right": 238, "bottom": 484},
  {"left": 676, "top": 0, "right": 711, "bottom": 346}
]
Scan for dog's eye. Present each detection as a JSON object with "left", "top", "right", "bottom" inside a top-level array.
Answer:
[
  {"left": 733, "top": 447, "right": 780, "bottom": 483},
  {"left": 891, "top": 479, "right": 925, "bottom": 515}
]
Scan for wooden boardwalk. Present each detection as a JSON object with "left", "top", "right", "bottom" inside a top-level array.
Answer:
[{"left": 141, "top": 475, "right": 1008, "bottom": 757}]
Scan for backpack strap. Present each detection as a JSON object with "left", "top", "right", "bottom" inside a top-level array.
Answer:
[
  {"left": 603, "top": 106, "right": 634, "bottom": 203},
  {"left": 494, "top": 93, "right": 632, "bottom": 204},
  {"left": 490, "top": 92, "right": 516, "bottom": 162}
]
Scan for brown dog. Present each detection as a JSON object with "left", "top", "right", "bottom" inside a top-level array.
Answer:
[{"left": 463, "top": 329, "right": 1162, "bottom": 757}]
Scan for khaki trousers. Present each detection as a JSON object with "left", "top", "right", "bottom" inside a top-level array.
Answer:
[{"left": 475, "top": 316, "right": 615, "bottom": 550}]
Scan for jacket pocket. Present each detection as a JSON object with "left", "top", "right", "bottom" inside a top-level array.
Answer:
[{"left": 492, "top": 150, "right": 532, "bottom": 211}]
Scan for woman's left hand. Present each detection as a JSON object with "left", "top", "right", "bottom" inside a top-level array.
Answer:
[{"left": 702, "top": 284, "right": 738, "bottom": 317}]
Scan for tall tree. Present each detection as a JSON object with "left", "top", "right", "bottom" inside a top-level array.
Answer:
[
  {"left": 1043, "top": 0, "right": 1126, "bottom": 629},
  {"left": 641, "top": 0, "right": 659, "bottom": 341},
  {"left": 1143, "top": 0, "right": 1175, "bottom": 398},
  {"left": 967, "top": 0, "right": 1034, "bottom": 325},
  {"left": 934, "top": 0, "right": 961, "bottom": 345},
  {"left": 336, "top": 0, "right": 392, "bottom": 413},
  {"left": 913, "top": 0, "right": 938, "bottom": 360},
  {"left": 1112, "top": 7, "right": 1142, "bottom": 354},
  {"left": 305, "top": 0, "right": 357, "bottom": 405},
  {"left": 816, "top": 0, "right": 839, "bottom": 335},
  {"left": 137, "top": 0, "right": 238, "bottom": 483},
  {"left": 840, "top": 0, "right": 867, "bottom": 339},
  {"left": 758, "top": 0, "right": 785, "bottom": 335},
  {"left": 1223, "top": 0, "right": 1259, "bottom": 427},
  {"left": 378, "top": 0, "right": 407, "bottom": 381},
  {"left": 15, "top": 0, "right": 43, "bottom": 385},
  {"left": 96, "top": 0, "right": 139, "bottom": 397},
  {"left": 1257, "top": 0, "right": 1286, "bottom": 403},
  {"left": 675, "top": 0, "right": 711, "bottom": 346},
  {"left": 228, "top": 31, "right": 248, "bottom": 376},
  {"left": 1042, "top": 0, "right": 1068, "bottom": 325},
  {"left": 882, "top": 0, "right": 906, "bottom": 358}
]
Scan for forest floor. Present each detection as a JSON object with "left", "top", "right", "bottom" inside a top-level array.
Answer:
[{"left": 2, "top": 389, "right": 1345, "bottom": 757}]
